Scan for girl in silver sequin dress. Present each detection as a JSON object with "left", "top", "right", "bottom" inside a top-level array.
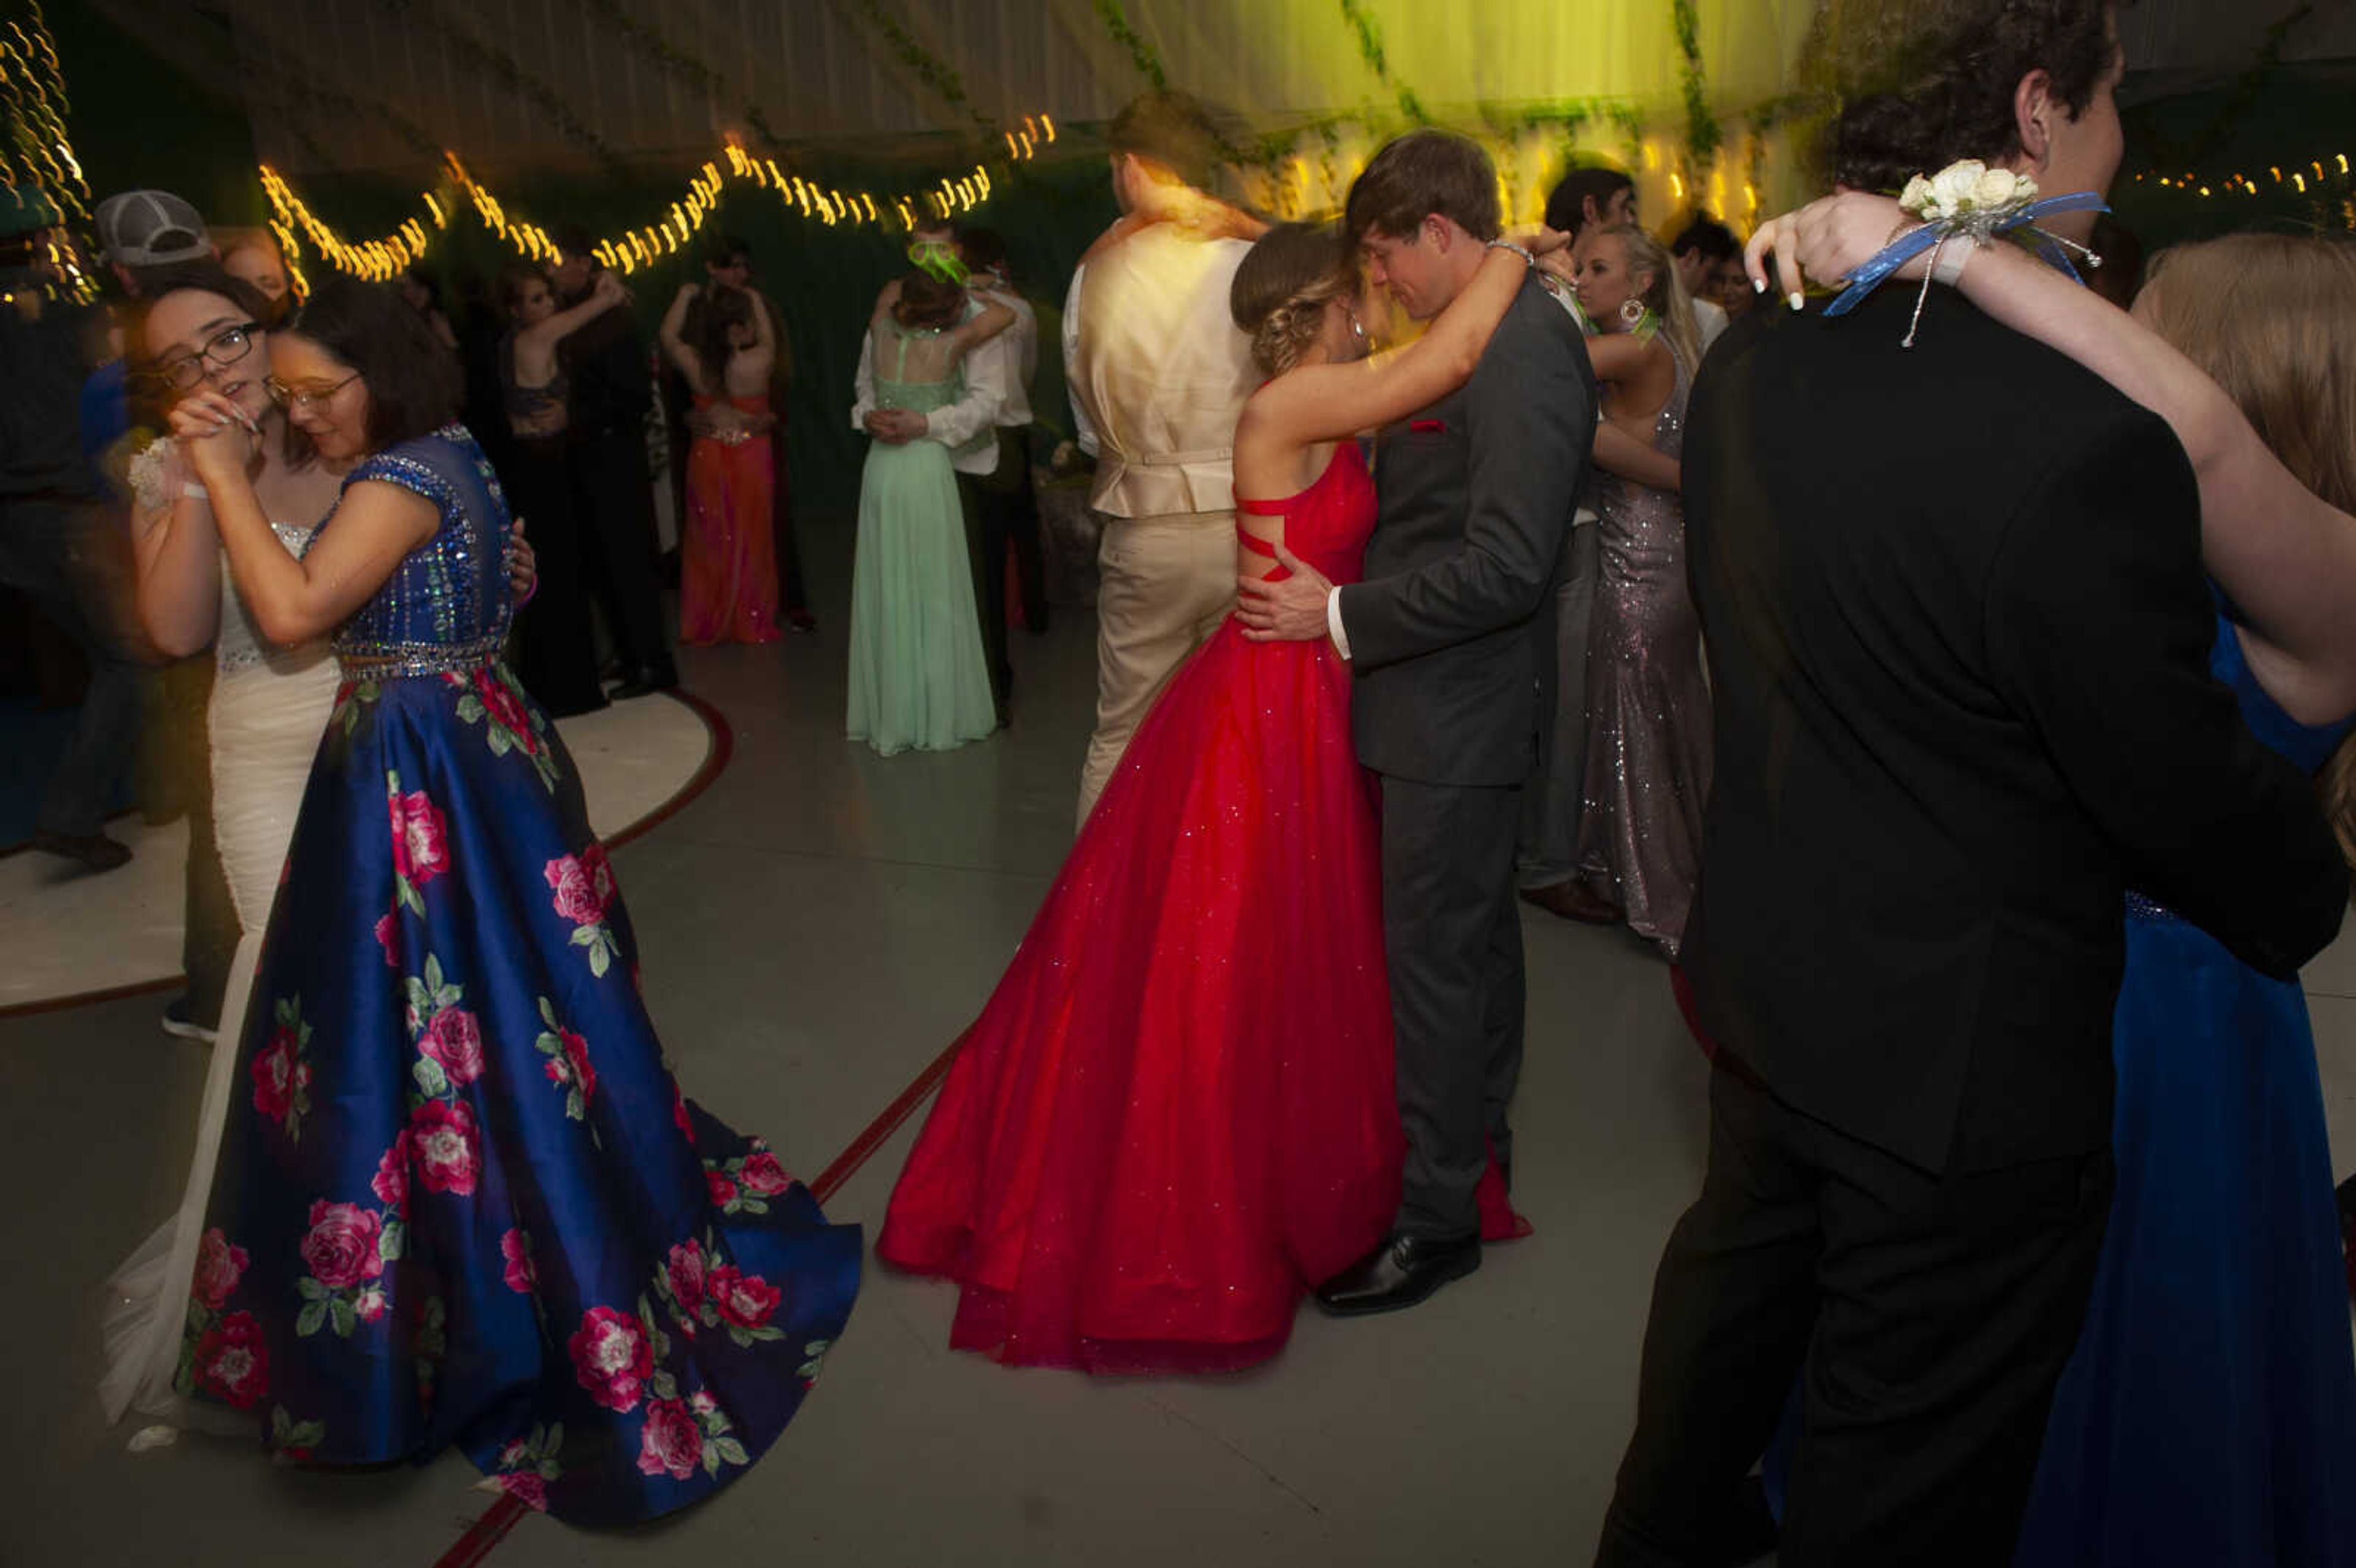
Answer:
[{"left": 1565, "top": 225, "right": 1712, "bottom": 958}]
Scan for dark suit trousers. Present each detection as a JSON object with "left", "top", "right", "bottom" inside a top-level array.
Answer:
[
  {"left": 1596, "top": 1064, "right": 2112, "bottom": 1568},
  {"left": 568, "top": 423, "right": 671, "bottom": 680},
  {"left": 768, "top": 417, "right": 807, "bottom": 616},
  {"left": 506, "top": 434, "right": 605, "bottom": 715},
  {"left": 955, "top": 464, "right": 1009, "bottom": 713},
  {"left": 974, "top": 425, "right": 1045, "bottom": 636},
  {"left": 1380, "top": 774, "right": 1525, "bottom": 1240}
]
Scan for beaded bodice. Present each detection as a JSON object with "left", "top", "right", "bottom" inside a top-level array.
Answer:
[
  {"left": 215, "top": 521, "right": 325, "bottom": 676},
  {"left": 312, "top": 425, "right": 512, "bottom": 678},
  {"left": 871, "top": 315, "right": 966, "bottom": 416}
]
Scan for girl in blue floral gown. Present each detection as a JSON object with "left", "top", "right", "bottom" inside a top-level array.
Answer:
[{"left": 166, "top": 277, "right": 858, "bottom": 1526}]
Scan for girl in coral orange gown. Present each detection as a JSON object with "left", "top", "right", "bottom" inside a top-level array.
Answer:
[
  {"left": 879, "top": 223, "right": 1562, "bottom": 1372},
  {"left": 659, "top": 282, "right": 781, "bottom": 645}
]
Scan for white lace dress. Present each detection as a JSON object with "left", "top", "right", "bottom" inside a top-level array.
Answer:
[{"left": 100, "top": 522, "right": 343, "bottom": 1434}]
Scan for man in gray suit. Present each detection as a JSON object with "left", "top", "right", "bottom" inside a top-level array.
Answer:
[{"left": 1239, "top": 131, "right": 1595, "bottom": 1312}]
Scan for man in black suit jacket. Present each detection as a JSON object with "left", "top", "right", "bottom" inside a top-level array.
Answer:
[
  {"left": 551, "top": 226, "right": 677, "bottom": 698},
  {"left": 1241, "top": 130, "right": 1595, "bottom": 1313},
  {"left": 1595, "top": 6, "right": 2348, "bottom": 1564}
]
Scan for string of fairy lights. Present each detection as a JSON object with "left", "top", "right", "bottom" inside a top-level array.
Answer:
[
  {"left": 2133, "top": 149, "right": 2354, "bottom": 220},
  {"left": 0, "top": 1, "right": 98, "bottom": 298},
  {"left": 257, "top": 113, "right": 1058, "bottom": 291}
]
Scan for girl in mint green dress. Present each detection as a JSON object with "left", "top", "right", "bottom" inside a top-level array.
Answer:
[{"left": 847, "top": 275, "right": 1010, "bottom": 755}]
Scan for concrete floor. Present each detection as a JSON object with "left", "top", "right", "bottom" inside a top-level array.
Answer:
[{"left": 4, "top": 514, "right": 2351, "bottom": 1567}]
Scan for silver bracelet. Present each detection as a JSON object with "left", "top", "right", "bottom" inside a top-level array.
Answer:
[{"left": 1487, "top": 239, "right": 1536, "bottom": 268}]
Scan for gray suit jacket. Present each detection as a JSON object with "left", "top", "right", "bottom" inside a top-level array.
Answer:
[{"left": 1339, "top": 277, "right": 1595, "bottom": 786}]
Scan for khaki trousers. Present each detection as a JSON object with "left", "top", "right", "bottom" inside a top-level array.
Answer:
[{"left": 1077, "top": 510, "right": 1237, "bottom": 826}]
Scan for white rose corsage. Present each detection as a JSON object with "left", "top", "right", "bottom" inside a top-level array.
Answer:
[{"left": 1826, "top": 158, "right": 2108, "bottom": 347}]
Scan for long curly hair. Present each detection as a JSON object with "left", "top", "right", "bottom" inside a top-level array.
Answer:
[
  {"left": 2142, "top": 233, "right": 2356, "bottom": 884},
  {"left": 1230, "top": 223, "right": 1352, "bottom": 378}
]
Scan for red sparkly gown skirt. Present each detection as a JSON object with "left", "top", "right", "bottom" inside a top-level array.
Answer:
[{"left": 878, "top": 445, "right": 1401, "bottom": 1373}]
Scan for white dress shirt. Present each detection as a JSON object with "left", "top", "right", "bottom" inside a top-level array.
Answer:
[{"left": 971, "top": 281, "right": 1036, "bottom": 429}]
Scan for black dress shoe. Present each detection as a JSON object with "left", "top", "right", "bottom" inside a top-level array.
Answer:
[
  {"left": 610, "top": 663, "right": 679, "bottom": 700},
  {"left": 1314, "top": 1231, "right": 1479, "bottom": 1316},
  {"left": 32, "top": 829, "right": 133, "bottom": 872}
]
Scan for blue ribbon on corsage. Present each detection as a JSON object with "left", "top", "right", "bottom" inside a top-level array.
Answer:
[{"left": 1824, "top": 185, "right": 2108, "bottom": 347}]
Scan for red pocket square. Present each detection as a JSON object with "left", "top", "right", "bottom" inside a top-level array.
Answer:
[{"left": 1409, "top": 418, "right": 1446, "bottom": 433}]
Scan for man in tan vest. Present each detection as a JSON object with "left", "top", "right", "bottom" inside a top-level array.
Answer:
[{"left": 1064, "top": 91, "right": 1265, "bottom": 824}]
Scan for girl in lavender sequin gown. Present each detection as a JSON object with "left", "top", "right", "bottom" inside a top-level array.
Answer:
[{"left": 1566, "top": 225, "right": 1711, "bottom": 958}]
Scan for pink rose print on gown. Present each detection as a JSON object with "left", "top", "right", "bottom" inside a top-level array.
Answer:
[
  {"left": 496, "top": 1473, "right": 549, "bottom": 1512},
  {"left": 250, "top": 1026, "right": 299, "bottom": 1119},
  {"left": 388, "top": 786, "right": 450, "bottom": 888},
  {"left": 544, "top": 853, "right": 621, "bottom": 975},
  {"left": 355, "top": 1287, "right": 388, "bottom": 1323},
  {"left": 706, "top": 1265, "right": 781, "bottom": 1331},
  {"left": 738, "top": 1150, "right": 793, "bottom": 1197},
  {"left": 635, "top": 1397, "right": 703, "bottom": 1480},
  {"left": 300, "top": 1201, "right": 385, "bottom": 1290},
  {"left": 475, "top": 666, "right": 536, "bottom": 753},
  {"left": 581, "top": 842, "right": 616, "bottom": 910},
  {"left": 409, "top": 1099, "right": 482, "bottom": 1195},
  {"left": 543, "top": 853, "right": 605, "bottom": 924},
  {"left": 499, "top": 1229, "right": 537, "bottom": 1294},
  {"left": 706, "top": 1169, "right": 738, "bottom": 1210},
  {"left": 194, "top": 1311, "right": 269, "bottom": 1408},
  {"left": 419, "top": 1005, "right": 485, "bottom": 1086},
  {"left": 248, "top": 999, "right": 315, "bottom": 1140},
  {"left": 664, "top": 1242, "right": 708, "bottom": 1321},
  {"left": 568, "top": 1306, "right": 652, "bottom": 1413},
  {"left": 672, "top": 1083, "right": 694, "bottom": 1140},
  {"left": 374, "top": 910, "right": 400, "bottom": 967},
  {"left": 371, "top": 1131, "right": 411, "bottom": 1216},
  {"left": 191, "top": 1228, "right": 248, "bottom": 1310}
]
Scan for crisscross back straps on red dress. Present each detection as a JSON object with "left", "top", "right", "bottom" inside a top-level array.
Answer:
[{"left": 1231, "top": 442, "right": 1374, "bottom": 589}]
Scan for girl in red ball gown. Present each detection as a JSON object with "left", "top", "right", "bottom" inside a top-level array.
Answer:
[{"left": 879, "top": 220, "right": 1563, "bottom": 1373}]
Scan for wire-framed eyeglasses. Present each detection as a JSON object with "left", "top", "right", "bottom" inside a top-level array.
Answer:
[
  {"left": 264, "top": 371, "right": 362, "bottom": 412},
  {"left": 146, "top": 321, "right": 263, "bottom": 393}
]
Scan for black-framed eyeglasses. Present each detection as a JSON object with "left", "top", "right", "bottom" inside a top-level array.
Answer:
[
  {"left": 147, "top": 321, "right": 263, "bottom": 393},
  {"left": 264, "top": 371, "right": 362, "bottom": 412}
]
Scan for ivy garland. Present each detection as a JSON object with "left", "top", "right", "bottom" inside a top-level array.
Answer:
[
  {"left": 847, "top": 0, "right": 997, "bottom": 136},
  {"left": 375, "top": 0, "right": 620, "bottom": 164},
  {"left": 1093, "top": 0, "right": 1168, "bottom": 90},
  {"left": 1671, "top": 0, "right": 1722, "bottom": 169},
  {"left": 1339, "top": 0, "right": 1428, "bottom": 125},
  {"left": 239, "top": 28, "right": 443, "bottom": 161},
  {"left": 570, "top": 0, "right": 795, "bottom": 153}
]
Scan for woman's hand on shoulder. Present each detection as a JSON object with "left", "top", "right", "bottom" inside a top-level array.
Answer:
[
  {"left": 1746, "top": 190, "right": 1914, "bottom": 307},
  {"left": 1501, "top": 223, "right": 1571, "bottom": 259}
]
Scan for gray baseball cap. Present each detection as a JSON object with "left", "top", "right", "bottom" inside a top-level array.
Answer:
[{"left": 95, "top": 189, "right": 210, "bottom": 266}]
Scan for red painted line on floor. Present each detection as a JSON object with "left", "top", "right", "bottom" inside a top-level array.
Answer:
[
  {"left": 426, "top": 958, "right": 971, "bottom": 1565},
  {"left": 428, "top": 1494, "right": 528, "bottom": 1568},
  {"left": 812, "top": 1028, "right": 968, "bottom": 1204},
  {"left": 601, "top": 688, "right": 734, "bottom": 855}
]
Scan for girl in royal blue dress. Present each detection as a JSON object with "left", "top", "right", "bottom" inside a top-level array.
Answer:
[{"left": 166, "top": 276, "right": 859, "bottom": 1526}]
